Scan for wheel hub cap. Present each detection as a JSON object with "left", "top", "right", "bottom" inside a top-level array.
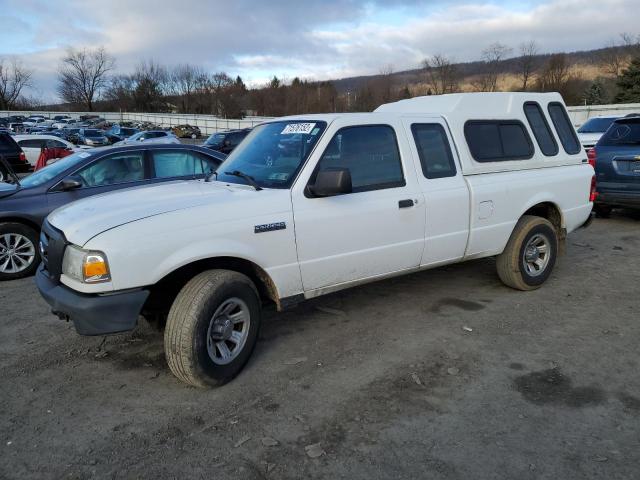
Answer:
[
  {"left": 206, "top": 297, "right": 251, "bottom": 365},
  {"left": 0, "top": 233, "right": 36, "bottom": 274},
  {"left": 522, "top": 233, "right": 550, "bottom": 277}
]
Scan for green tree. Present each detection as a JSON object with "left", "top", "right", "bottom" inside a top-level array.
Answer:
[
  {"left": 583, "top": 80, "right": 606, "bottom": 105},
  {"left": 615, "top": 57, "right": 640, "bottom": 103}
]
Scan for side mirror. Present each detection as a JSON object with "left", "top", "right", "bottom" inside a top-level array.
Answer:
[
  {"left": 58, "top": 177, "right": 82, "bottom": 191},
  {"left": 309, "top": 168, "right": 352, "bottom": 197}
]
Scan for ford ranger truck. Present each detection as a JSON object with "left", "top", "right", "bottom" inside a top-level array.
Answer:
[{"left": 36, "top": 92, "right": 594, "bottom": 387}]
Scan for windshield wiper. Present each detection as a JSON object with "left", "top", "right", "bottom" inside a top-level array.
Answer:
[
  {"left": 0, "top": 155, "right": 21, "bottom": 187},
  {"left": 223, "top": 170, "right": 263, "bottom": 191},
  {"left": 204, "top": 170, "right": 218, "bottom": 182}
]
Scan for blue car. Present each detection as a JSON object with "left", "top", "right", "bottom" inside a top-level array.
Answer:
[
  {"left": 591, "top": 116, "right": 640, "bottom": 217},
  {"left": 0, "top": 144, "right": 225, "bottom": 280}
]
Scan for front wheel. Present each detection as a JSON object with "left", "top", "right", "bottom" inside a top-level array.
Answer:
[
  {"left": 164, "top": 270, "right": 262, "bottom": 387},
  {"left": 0, "top": 222, "right": 40, "bottom": 281},
  {"left": 496, "top": 215, "right": 558, "bottom": 291}
]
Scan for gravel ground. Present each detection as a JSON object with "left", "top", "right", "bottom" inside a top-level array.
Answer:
[{"left": 1, "top": 213, "right": 639, "bottom": 479}]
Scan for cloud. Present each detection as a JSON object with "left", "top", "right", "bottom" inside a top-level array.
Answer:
[{"left": 1, "top": 0, "right": 639, "bottom": 102}]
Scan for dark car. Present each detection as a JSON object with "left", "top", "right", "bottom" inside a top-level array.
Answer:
[
  {"left": 61, "top": 127, "right": 82, "bottom": 144},
  {"left": 0, "top": 144, "right": 226, "bottom": 280},
  {"left": 202, "top": 128, "right": 251, "bottom": 154},
  {"left": 0, "top": 132, "right": 32, "bottom": 182},
  {"left": 104, "top": 126, "right": 140, "bottom": 144},
  {"left": 591, "top": 116, "right": 640, "bottom": 217},
  {"left": 77, "top": 128, "right": 109, "bottom": 147}
]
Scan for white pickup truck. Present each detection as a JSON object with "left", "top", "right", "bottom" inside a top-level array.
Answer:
[{"left": 36, "top": 92, "right": 594, "bottom": 387}]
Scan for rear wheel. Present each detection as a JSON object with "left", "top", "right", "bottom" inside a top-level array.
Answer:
[
  {"left": 496, "top": 215, "right": 558, "bottom": 291},
  {"left": 0, "top": 222, "right": 40, "bottom": 281},
  {"left": 164, "top": 270, "right": 261, "bottom": 387}
]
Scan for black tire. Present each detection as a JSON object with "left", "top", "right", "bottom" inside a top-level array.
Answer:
[
  {"left": 164, "top": 270, "right": 262, "bottom": 387},
  {"left": 0, "top": 222, "right": 40, "bottom": 281},
  {"left": 593, "top": 204, "right": 612, "bottom": 218},
  {"left": 496, "top": 215, "right": 558, "bottom": 291}
]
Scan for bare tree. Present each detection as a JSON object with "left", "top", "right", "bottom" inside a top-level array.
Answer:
[
  {"left": 169, "top": 64, "right": 208, "bottom": 113},
  {"left": 0, "top": 58, "right": 33, "bottom": 110},
  {"left": 474, "top": 42, "right": 513, "bottom": 92},
  {"left": 131, "top": 60, "right": 169, "bottom": 112},
  {"left": 516, "top": 40, "right": 539, "bottom": 90},
  {"left": 600, "top": 32, "right": 640, "bottom": 77},
  {"left": 376, "top": 64, "right": 394, "bottom": 104},
  {"left": 536, "top": 54, "right": 571, "bottom": 91},
  {"left": 57, "top": 47, "right": 114, "bottom": 111},
  {"left": 422, "top": 54, "right": 459, "bottom": 94}
]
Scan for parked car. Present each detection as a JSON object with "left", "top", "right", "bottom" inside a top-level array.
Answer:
[
  {"left": 53, "top": 115, "right": 72, "bottom": 121},
  {"left": 172, "top": 124, "right": 202, "bottom": 139},
  {"left": 12, "top": 135, "right": 77, "bottom": 166},
  {"left": 23, "top": 116, "right": 50, "bottom": 128},
  {"left": 202, "top": 128, "right": 251, "bottom": 154},
  {"left": 0, "top": 144, "right": 226, "bottom": 280},
  {"left": 104, "top": 126, "right": 140, "bottom": 144},
  {"left": 0, "top": 132, "right": 31, "bottom": 182},
  {"left": 34, "top": 92, "right": 593, "bottom": 387},
  {"left": 59, "top": 128, "right": 82, "bottom": 144},
  {"left": 113, "top": 130, "right": 180, "bottom": 146},
  {"left": 577, "top": 115, "right": 620, "bottom": 149},
  {"left": 590, "top": 116, "right": 640, "bottom": 216},
  {"left": 77, "top": 128, "right": 110, "bottom": 147},
  {"left": 52, "top": 119, "right": 73, "bottom": 129}
]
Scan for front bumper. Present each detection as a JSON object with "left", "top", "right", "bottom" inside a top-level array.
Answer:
[{"left": 36, "top": 266, "right": 149, "bottom": 336}]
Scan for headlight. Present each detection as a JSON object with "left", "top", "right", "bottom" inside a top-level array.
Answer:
[{"left": 62, "top": 245, "right": 111, "bottom": 283}]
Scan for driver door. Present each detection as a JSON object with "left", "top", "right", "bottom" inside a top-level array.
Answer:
[{"left": 291, "top": 119, "right": 426, "bottom": 292}]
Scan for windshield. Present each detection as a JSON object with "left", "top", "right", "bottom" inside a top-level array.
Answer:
[
  {"left": 215, "top": 121, "right": 327, "bottom": 189},
  {"left": 84, "top": 129, "right": 103, "bottom": 136},
  {"left": 205, "top": 133, "right": 226, "bottom": 145},
  {"left": 19, "top": 151, "right": 92, "bottom": 188},
  {"left": 127, "top": 132, "right": 146, "bottom": 141},
  {"left": 578, "top": 117, "right": 618, "bottom": 133},
  {"left": 121, "top": 128, "right": 136, "bottom": 136}
]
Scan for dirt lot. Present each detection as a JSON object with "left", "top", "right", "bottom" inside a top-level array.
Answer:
[{"left": 1, "top": 214, "right": 639, "bottom": 480}]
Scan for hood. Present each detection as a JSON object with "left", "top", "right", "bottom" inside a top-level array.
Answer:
[{"left": 47, "top": 180, "right": 257, "bottom": 246}]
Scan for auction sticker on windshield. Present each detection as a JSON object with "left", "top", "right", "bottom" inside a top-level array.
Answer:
[{"left": 281, "top": 123, "right": 316, "bottom": 134}]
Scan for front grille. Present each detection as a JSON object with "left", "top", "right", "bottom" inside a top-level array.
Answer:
[{"left": 40, "top": 221, "right": 68, "bottom": 284}]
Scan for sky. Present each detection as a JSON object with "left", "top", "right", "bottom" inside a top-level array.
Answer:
[{"left": 0, "top": 0, "right": 639, "bottom": 102}]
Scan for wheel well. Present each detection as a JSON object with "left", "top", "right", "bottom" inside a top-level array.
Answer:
[
  {"left": 0, "top": 216, "right": 41, "bottom": 234},
  {"left": 523, "top": 202, "right": 566, "bottom": 242},
  {"left": 142, "top": 257, "right": 281, "bottom": 322}
]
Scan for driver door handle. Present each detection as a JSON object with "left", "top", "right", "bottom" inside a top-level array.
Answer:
[{"left": 398, "top": 199, "right": 414, "bottom": 209}]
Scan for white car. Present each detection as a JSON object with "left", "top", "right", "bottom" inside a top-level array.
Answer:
[
  {"left": 36, "top": 92, "right": 593, "bottom": 388},
  {"left": 51, "top": 119, "right": 73, "bottom": 129},
  {"left": 576, "top": 115, "right": 620, "bottom": 149},
  {"left": 12, "top": 135, "right": 77, "bottom": 166},
  {"left": 113, "top": 130, "right": 180, "bottom": 146}
]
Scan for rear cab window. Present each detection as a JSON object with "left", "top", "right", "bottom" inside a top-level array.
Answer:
[
  {"left": 548, "top": 102, "right": 581, "bottom": 154},
  {"left": 464, "top": 120, "right": 533, "bottom": 162},
  {"left": 411, "top": 124, "right": 457, "bottom": 178},
  {"left": 523, "top": 102, "right": 558, "bottom": 156}
]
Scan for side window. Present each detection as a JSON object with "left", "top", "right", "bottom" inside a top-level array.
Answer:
[
  {"left": 152, "top": 150, "right": 203, "bottom": 178},
  {"left": 77, "top": 152, "right": 145, "bottom": 187},
  {"left": 315, "top": 125, "right": 404, "bottom": 193},
  {"left": 19, "top": 139, "right": 46, "bottom": 148},
  {"left": 464, "top": 121, "right": 533, "bottom": 162},
  {"left": 548, "top": 102, "right": 581, "bottom": 154},
  {"left": 47, "top": 139, "right": 67, "bottom": 148},
  {"left": 411, "top": 124, "right": 456, "bottom": 179},
  {"left": 524, "top": 102, "right": 558, "bottom": 156}
]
